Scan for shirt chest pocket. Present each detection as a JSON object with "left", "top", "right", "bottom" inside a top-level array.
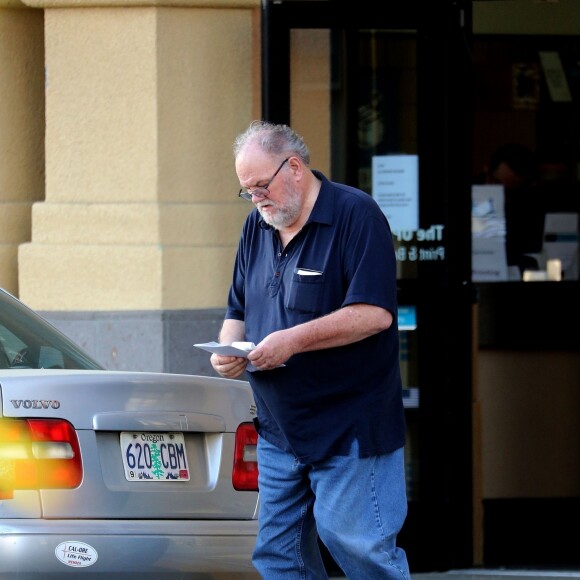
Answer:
[{"left": 285, "top": 271, "right": 324, "bottom": 315}]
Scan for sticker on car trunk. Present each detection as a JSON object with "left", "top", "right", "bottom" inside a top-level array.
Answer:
[
  {"left": 55, "top": 541, "right": 98, "bottom": 567},
  {"left": 120, "top": 432, "right": 190, "bottom": 481}
]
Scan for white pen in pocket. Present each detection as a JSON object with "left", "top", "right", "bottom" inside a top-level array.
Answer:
[{"left": 295, "top": 268, "right": 323, "bottom": 276}]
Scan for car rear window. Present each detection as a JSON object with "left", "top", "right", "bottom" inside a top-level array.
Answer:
[{"left": 0, "top": 289, "right": 103, "bottom": 370}]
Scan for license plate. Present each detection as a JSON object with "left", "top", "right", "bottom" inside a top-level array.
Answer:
[{"left": 120, "top": 432, "right": 190, "bottom": 481}]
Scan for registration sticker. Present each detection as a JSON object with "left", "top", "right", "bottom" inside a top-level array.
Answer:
[{"left": 120, "top": 432, "right": 190, "bottom": 481}]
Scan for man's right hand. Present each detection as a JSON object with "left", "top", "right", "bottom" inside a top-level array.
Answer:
[{"left": 210, "top": 353, "right": 248, "bottom": 379}]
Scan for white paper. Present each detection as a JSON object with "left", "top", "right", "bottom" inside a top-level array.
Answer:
[
  {"left": 472, "top": 184, "right": 506, "bottom": 238},
  {"left": 472, "top": 185, "right": 508, "bottom": 281},
  {"left": 372, "top": 154, "right": 419, "bottom": 232},
  {"left": 194, "top": 341, "right": 254, "bottom": 357},
  {"left": 472, "top": 238, "right": 509, "bottom": 282},
  {"left": 193, "top": 341, "right": 283, "bottom": 372}
]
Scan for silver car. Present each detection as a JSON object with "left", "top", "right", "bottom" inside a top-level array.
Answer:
[{"left": 0, "top": 288, "right": 260, "bottom": 578}]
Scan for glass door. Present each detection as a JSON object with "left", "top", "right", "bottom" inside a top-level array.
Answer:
[{"left": 261, "top": 0, "right": 475, "bottom": 572}]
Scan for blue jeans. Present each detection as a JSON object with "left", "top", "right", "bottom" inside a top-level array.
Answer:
[{"left": 253, "top": 436, "right": 410, "bottom": 579}]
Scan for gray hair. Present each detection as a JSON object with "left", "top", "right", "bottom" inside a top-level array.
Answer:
[{"left": 233, "top": 120, "right": 310, "bottom": 165}]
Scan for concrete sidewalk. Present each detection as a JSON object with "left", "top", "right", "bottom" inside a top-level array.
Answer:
[
  {"left": 331, "top": 570, "right": 580, "bottom": 579},
  {"left": 412, "top": 570, "right": 580, "bottom": 580}
]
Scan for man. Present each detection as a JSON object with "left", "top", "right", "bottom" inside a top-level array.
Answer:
[{"left": 211, "top": 120, "right": 410, "bottom": 579}]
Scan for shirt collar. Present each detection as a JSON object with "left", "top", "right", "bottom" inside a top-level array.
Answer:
[{"left": 306, "top": 170, "right": 333, "bottom": 226}]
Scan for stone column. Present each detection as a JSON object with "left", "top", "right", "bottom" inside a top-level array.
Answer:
[
  {"left": 0, "top": 0, "right": 44, "bottom": 295},
  {"left": 17, "top": 0, "right": 260, "bottom": 372}
]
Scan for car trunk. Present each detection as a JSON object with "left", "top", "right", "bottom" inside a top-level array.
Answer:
[{"left": 0, "top": 369, "right": 258, "bottom": 520}]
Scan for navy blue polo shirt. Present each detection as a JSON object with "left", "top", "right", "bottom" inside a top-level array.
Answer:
[{"left": 226, "top": 171, "right": 406, "bottom": 463}]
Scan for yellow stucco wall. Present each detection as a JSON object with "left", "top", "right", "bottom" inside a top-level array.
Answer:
[
  {"left": 16, "top": 2, "right": 258, "bottom": 310},
  {"left": 0, "top": 6, "right": 44, "bottom": 295}
]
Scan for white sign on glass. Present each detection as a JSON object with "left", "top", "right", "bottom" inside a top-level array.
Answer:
[{"left": 372, "top": 155, "right": 419, "bottom": 233}]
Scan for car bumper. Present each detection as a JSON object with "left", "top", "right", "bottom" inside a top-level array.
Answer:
[{"left": 0, "top": 519, "right": 259, "bottom": 578}]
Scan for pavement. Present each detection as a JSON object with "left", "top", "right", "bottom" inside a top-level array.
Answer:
[
  {"left": 411, "top": 571, "right": 580, "bottom": 580},
  {"left": 330, "top": 570, "right": 580, "bottom": 579}
]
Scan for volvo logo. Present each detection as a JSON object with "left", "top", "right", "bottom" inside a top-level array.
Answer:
[{"left": 10, "top": 399, "right": 61, "bottom": 409}]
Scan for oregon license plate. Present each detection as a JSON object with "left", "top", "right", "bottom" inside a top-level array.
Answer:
[{"left": 120, "top": 432, "right": 190, "bottom": 481}]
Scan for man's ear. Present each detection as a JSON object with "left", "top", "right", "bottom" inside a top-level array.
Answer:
[{"left": 288, "top": 156, "right": 302, "bottom": 178}]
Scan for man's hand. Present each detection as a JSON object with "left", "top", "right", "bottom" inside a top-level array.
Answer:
[
  {"left": 211, "top": 318, "right": 248, "bottom": 378},
  {"left": 210, "top": 353, "right": 249, "bottom": 379},
  {"left": 247, "top": 330, "right": 293, "bottom": 371}
]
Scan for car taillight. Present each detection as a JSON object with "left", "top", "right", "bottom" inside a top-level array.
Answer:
[
  {"left": 232, "top": 422, "right": 258, "bottom": 491},
  {"left": 0, "top": 418, "right": 82, "bottom": 496}
]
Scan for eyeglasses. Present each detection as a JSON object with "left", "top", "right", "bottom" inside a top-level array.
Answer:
[{"left": 238, "top": 157, "right": 290, "bottom": 201}]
